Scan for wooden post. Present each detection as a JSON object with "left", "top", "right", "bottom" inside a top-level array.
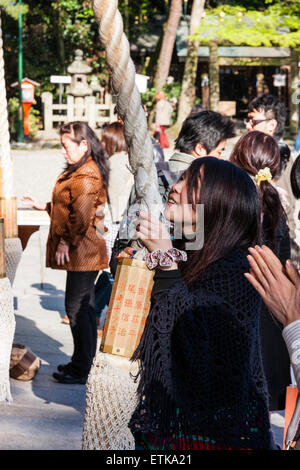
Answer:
[
  {"left": 0, "top": 197, "right": 18, "bottom": 238},
  {"left": 41, "top": 92, "right": 53, "bottom": 132},
  {"left": 209, "top": 41, "right": 220, "bottom": 112},
  {"left": 0, "top": 167, "right": 3, "bottom": 197}
]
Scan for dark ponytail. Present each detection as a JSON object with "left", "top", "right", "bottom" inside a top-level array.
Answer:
[
  {"left": 229, "top": 131, "right": 283, "bottom": 247},
  {"left": 59, "top": 121, "right": 109, "bottom": 189},
  {"left": 258, "top": 180, "right": 282, "bottom": 247}
]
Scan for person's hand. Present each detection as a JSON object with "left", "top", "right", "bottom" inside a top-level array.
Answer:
[
  {"left": 136, "top": 211, "right": 173, "bottom": 253},
  {"left": 115, "top": 247, "right": 136, "bottom": 259},
  {"left": 21, "top": 195, "right": 46, "bottom": 211},
  {"left": 55, "top": 240, "right": 70, "bottom": 266},
  {"left": 245, "top": 245, "right": 300, "bottom": 327}
]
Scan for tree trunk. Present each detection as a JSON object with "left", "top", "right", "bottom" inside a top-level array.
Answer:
[
  {"left": 53, "top": 1, "right": 66, "bottom": 73},
  {"left": 123, "top": 0, "right": 129, "bottom": 39},
  {"left": 175, "top": 0, "right": 205, "bottom": 130},
  {"left": 154, "top": 0, "right": 182, "bottom": 91},
  {"left": 209, "top": 40, "right": 219, "bottom": 112}
]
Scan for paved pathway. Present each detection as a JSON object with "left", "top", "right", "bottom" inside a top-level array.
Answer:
[{"left": 0, "top": 227, "right": 87, "bottom": 450}]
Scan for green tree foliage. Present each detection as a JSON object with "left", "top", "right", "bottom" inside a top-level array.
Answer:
[
  {"left": 0, "top": 0, "right": 27, "bottom": 19},
  {"left": 118, "top": 0, "right": 167, "bottom": 40},
  {"left": 3, "top": 0, "right": 167, "bottom": 103},
  {"left": 193, "top": 1, "right": 300, "bottom": 47}
]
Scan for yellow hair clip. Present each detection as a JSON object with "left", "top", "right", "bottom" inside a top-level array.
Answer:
[{"left": 254, "top": 167, "right": 272, "bottom": 186}]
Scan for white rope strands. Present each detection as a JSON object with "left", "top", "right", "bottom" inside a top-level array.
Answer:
[
  {"left": 93, "top": 0, "right": 164, "bottom": 257},
  {"left": 0, "top": 15, "right": 14, "bottom": 199}
]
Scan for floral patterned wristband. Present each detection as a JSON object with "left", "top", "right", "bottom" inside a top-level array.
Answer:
[{"left": 144, "top": 248, "right": 187, "bottom": 270}]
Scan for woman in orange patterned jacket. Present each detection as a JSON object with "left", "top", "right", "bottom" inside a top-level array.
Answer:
[{"left": 22, "top": 121, "right": 109, "bottom": 384}]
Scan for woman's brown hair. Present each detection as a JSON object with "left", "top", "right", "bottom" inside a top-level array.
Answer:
[
  {"left": 101, "top": 122, "right": 128, "bottom": 157},
  {"left": 229, "top": 130, "right": 283, "bottom": 247},
  {"left": 60, "top": 121, "right": 109, "bottom": 189}
]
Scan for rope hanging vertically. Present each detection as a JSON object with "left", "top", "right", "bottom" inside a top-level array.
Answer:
[
  {"left": 92, "top": 0, "right": 163, "bottom": 256},
  {"left": 83, "top": 3, "right": 162, "bottom": 448},
  {"left": 0, "top": 14, "right": 14, "bottom": 199}
]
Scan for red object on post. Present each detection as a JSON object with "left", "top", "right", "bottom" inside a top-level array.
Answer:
[
  {"left": 22, "top": 102, "right": 32, "bottom": 136},
  {"left": 11, "top": 77, "right": 40, "bottom": 137}
]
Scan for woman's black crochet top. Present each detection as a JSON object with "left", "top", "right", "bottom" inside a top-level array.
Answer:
[{"left": 129, "top": 248, "right": 277, "bottom": 450}]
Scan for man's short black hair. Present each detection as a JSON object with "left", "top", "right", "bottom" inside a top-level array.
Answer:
[
  {"left": 175, "top": 110, "right": 235, "bottom": 155},
  {"left": 248, "top": 93, "right": 287, "bottom": 139}
]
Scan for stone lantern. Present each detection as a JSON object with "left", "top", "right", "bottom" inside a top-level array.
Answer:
[
  {"left": 67, "top": 49, "right": 92, "bottom": 97},
  {"left": 67, "top": 49, "right": 93, "bottom": 120}
]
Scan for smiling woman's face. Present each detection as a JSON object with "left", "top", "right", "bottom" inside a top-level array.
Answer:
[
  {"left": 61, "top": 132, "right": 88, "bottom": 165},
  {"left": 164, "top": 172, "right": 201, "bottom": 235}
]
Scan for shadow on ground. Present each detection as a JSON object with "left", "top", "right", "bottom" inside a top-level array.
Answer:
[
  {"left": 31, "top": 282, "right": 66, "bottom": 320},
  {"left": 13, "top": 309, "right": 86, "bottom": 413}
]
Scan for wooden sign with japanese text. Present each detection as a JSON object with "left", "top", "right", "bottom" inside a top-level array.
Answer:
[{"left": 101, "top": 257, "right": 154, "bottom": 358}]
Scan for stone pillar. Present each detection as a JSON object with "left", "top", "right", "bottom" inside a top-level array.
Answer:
[
  {"left": 209, "top": 41, "right": 220, "bottom": 112},
  {"left": 67, "top": 95, "right": 74, "bottom": 122},
  {"left": 86, "top": 96, "right": 96, "bottom": 129},
  {"left": 105, "top": 92, "right": 112, "bottom": 105},
  {"left": 41, "top": 92, "right": 53, "bottom": 132},
  {"left": 74, "top": 96, "right": 85, "bottom": 119}
]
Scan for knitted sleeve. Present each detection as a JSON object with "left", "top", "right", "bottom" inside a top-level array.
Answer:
[{"left": 152, "top": 269, "right": 182, "bottom": 295}]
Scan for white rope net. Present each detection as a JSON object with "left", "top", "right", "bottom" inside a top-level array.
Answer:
[
  {"left": 82, "top": 352, "right": 139, "bottom": 450},
  {"left": 5, "top": 238, "right": 23, "bottom": 286}
]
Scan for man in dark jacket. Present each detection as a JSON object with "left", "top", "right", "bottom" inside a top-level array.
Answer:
[{"left": 156, "top": 110, "right": 235, "bottom": 203}]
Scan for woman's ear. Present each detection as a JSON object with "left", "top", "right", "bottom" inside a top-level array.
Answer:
[{"left": 80, "top": 139, "right": 89, "bottom": 153}]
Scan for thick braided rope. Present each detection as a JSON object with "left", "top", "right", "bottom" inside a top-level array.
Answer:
[
  {"left": 0, "top": 15, "right": 13, "bottom": 199},
  {"left": 83, "top": 3, "right": 161, "bottom": 450},
  {"left": 93, "top": 0, "right": 163, "bottom": 222}
]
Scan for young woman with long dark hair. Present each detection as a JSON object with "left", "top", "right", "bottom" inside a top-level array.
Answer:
[
  {"left": 229, "top": 130, "right": 291, "bottom": 411},
  {"left": 127, "top": 157, "right": 277, "bottom": 450},
  {"left": 22, "top": 121, "right": 109, "bottom": 384}
]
